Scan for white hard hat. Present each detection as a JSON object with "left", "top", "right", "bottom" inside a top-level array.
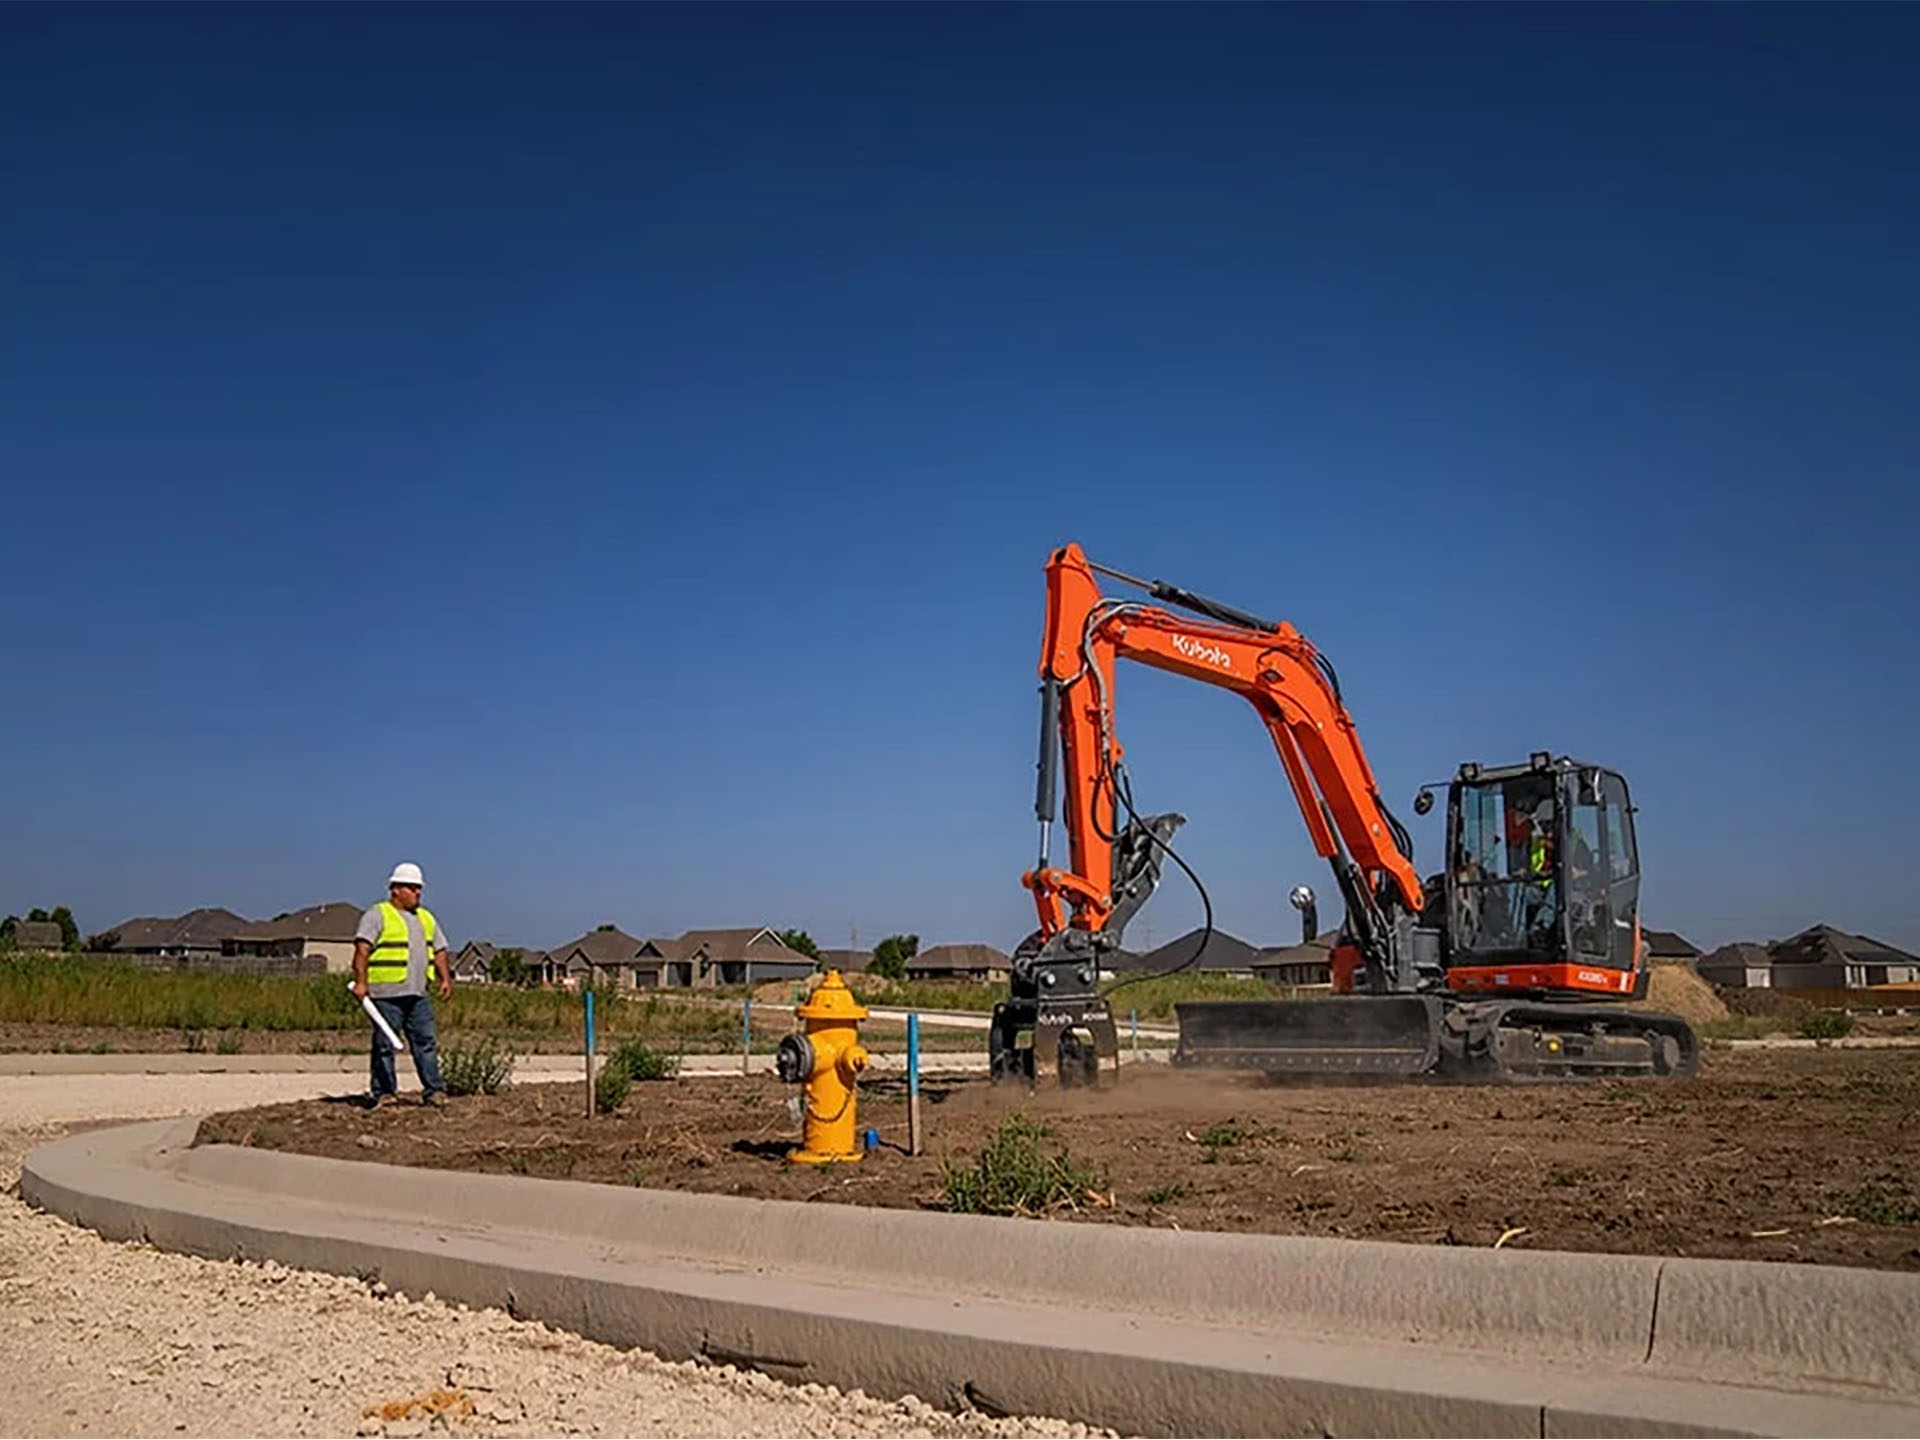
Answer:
[{"left": 387, "top": 862, "right": 425, "bottom": 888}]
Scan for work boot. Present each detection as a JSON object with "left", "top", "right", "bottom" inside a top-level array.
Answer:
[
  {"left": 367, "top": 1092, "right": 397, "bottom": 1111},
  {"left": 422, "top": 1090, "right": 449, "bottom": 1108}
]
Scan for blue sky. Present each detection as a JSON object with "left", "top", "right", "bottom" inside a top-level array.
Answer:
[{"left": 3, "top": 5, "right": 1915, "bottom": 954}]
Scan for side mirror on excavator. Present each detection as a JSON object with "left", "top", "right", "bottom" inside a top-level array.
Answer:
[
  {"left": 1289, "top": 884, "right": 1318, "bottom": 945},
  {"left": 1413, "top": 787, "right": 1435, "bottom": 816}
]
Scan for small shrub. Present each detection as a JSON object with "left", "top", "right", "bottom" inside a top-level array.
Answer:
[
  {"left": 441, "top": 1038, "right": 516, "bottom": 1096},
  {"left": 1844, "top": 1182, "right": 1920, "bottom": 1226},
  {"left": 215, "top": 1033, "right": 243, "bottom": 1055},
  {"left": 594, "top": 1060, "right": 634, "bottom": 1114},
  {"left": 608, "top": 1039, "right": 679, "bottom": 1082},
  {"left": 1197, "top": 1120, "right": 1243, "bottom": 1149},
  {"left": 1800, "top": 1009, "right": 1854, "bottom": 1041},
  {"left": 1144, "top": 1181, "right": 1186, "bottom": 1206},
  {"left": 939, "top": 1114, "right": 1100, "bottom": 1216}
]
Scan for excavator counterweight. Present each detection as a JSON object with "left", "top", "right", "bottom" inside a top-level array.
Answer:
[{"left": 993, "top": 543, "right": 1699, "bottom": 1087}]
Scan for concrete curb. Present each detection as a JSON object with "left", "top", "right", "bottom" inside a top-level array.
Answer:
[{"left": 23, "top": 1122, "right": 1920, "bottom": 1437}]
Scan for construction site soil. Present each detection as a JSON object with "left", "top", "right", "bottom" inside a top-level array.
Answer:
[{"left": 197, "top": 1047, "right": 1920, "bottom": 1272}]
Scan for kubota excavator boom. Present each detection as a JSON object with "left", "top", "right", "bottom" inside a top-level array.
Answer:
[{"left": 989, "top": 543, "right": 1698, "bottom": 1086}]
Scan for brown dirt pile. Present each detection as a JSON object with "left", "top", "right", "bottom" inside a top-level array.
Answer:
[{"left": 1647, "top": 964, "right": 1730, "bottom": 1024}]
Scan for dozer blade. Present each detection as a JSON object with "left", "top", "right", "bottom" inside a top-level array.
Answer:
[{"left": 1174, "top": 997, "right": 1444, "bottom": 1077}]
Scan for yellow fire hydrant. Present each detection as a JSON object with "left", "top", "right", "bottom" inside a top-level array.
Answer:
[{"left": 774, "top": 969, "right": 870, "bottom": 1164}]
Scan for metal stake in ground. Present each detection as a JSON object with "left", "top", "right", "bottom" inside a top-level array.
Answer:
[
  {"left": 584, "top": 989, "right": 596, "bottom": 1119},
  {"left": 907, "top": 1011, "right": 923, "bottom": 1156}
]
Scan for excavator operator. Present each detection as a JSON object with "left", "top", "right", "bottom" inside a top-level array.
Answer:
[{"left": 1507, "top": 793, "right": 1558, "bottom": 947}]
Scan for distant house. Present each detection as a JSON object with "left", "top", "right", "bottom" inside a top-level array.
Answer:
[
  {"left": 1698, "top": 942, "right": 1774, "bottom": 990},
  {"left": 648, "top": 928, "right": 816, "bottom": 988},
  {"left": 226, "top": 901, "right": 364, "bottom": 974},
  {"left": 452, "top": 940, "right": 498, "bottom": 982},
  {"left": 102, "top": 907, "right": 248, "bottom": 959},
  {"left": 543, "top": 927, "right": 655, "bottom": 991},
  {"left": 1769, "top": 926, "right": 1920, "bottom": 989},
  {"left": 1642, "top": 929, "right": 1701, "bottom": 965},
  {"left": 906, "top": 944, "right": 1010, "bottom": 984},
  {"left": 7, "top": 919, "right": 65, "bottom": 952},
  {"left": 1133, "top": 929, "right": 1262, "bottom": 980},
  {"left": 1253, "top": 931, "right": 1337, "bottom": 989},
  {"left": 453, "top": 940, "right": 545, "bottom": 984},
  {"left": 1697, "top": 926, "right": 1920, "bottom": 991}
]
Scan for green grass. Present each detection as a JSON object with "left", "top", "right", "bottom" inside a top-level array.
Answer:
[{"left": 0, "top": 955, "right": 759, "bottom": 1049}]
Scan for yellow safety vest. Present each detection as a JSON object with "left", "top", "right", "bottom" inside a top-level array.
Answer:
[
  {"left": 1528, "top": 836, "right": 1551, "bottom": 883},
  {"left": 368, "top": 901, "right": 439, "bottom": 987}
]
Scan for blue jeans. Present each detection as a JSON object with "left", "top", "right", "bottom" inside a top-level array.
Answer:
[{"left": 369, "top": 994, "right": 446, "bottom": 1098}]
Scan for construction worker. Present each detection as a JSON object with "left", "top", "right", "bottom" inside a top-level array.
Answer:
[{"left": 351, "top": 862, "right": 452, "bottom": 1108}]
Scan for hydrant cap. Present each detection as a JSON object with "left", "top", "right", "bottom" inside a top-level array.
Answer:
[{"left": 797, "top": 969, "right": 869, "bottom": 1022}]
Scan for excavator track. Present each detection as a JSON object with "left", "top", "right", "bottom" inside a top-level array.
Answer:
[{"left": 1173, "top": 996, "right": 1698, "bottom": 1082}]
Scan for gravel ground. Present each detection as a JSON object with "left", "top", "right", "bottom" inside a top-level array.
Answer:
[{"left": 0, "top": 1077, "right": 1099, "bottom": 1439}]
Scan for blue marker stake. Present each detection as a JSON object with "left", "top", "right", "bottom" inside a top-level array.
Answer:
[{"left": 907, "top": 1011, "right": 923, "bottom": 1156}]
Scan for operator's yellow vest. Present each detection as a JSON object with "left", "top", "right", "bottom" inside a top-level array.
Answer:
[{"left": 368, "top": 901, "right": 439, "bottom": 987}]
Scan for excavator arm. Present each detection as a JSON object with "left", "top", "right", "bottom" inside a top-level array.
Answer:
[{"left": 1023, "top": 543, "right": 1422, "bottom": 977}]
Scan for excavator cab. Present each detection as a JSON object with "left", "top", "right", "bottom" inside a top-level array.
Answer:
[{"left": 1440, "top": 755, "right": 1646, "bottom": 998}]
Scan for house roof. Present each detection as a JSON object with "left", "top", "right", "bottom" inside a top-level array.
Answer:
[
  {"left": 1699, "top": 942, "right": 1771, "bottom": 972},
  {"left": 642, "top": 928, "right": 812, "bottom": 965},
  {"left": 10, "top": 920, "right": 63, "bottom": 949},
  {"left": 816, "top": 948, "right": 871, "bottom": 973},
  {"left": 682, "top": 927, "right": 809, "bottom": 961},
  {"left": 1255, "top": 930, "right": 1339, "bottom": 968},
  {"left": 1642, "top": 928, "right": 1700, "bottom": 959},
  {"left": 232, "top": 901, "right": 363, "bottom": 943},
  {"left": 1136, "top": 928, "right": 1262, "bottom": 974},
  {"left": 457, "top": 940, "right": 498, "bottom": 961},
  {"left": 547, "top": 927, "right": 648, "bottom": 966},
  {"left": 106, "top": 907, "right": 249, "bottom": 951},
  {"left": 911, "top": 943, "right": 1010, "bottom": 972}
]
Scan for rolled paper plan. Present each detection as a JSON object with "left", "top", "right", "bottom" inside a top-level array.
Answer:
[{"left": 357, "top": 990, "right": 406, "bottom": 1051}]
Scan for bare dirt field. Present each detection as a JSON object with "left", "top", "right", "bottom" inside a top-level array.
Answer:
[{"left": 199, "top": 1047, "right": 1920, "bottom": 1272}]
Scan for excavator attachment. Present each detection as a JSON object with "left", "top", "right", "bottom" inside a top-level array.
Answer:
[
  {"left": 1174, "top": 997, "right": 1444, "bottom": 1076},
  {"left": 1173, "top": 996, "right": 1699, "bottom": 1082}
]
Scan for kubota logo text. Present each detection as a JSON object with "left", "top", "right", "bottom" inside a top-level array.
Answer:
[{"left": 1171, "top": 634, "right": 1232, "bottom": 670}]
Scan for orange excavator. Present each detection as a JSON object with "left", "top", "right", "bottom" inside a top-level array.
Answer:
[{"left": 989, "top": 543, "right": 1699, "bottom": 1086}]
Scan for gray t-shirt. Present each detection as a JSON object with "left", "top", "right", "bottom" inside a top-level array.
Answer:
[{"left": 356, "top": 904, "right": 451, "bottom": 999}]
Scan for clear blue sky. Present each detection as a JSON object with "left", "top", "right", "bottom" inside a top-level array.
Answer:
[{"left": 3, "top": 5, "right": 1915, "bottom": 955}]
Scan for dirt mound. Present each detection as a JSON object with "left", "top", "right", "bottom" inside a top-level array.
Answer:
[{"left": 1647, "top": 963, "right": 1729, "bottom": 1024}]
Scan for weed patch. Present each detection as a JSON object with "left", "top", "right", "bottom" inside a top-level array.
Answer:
[
  {"left": 940, "top": 1114, "right": 1101, "bottom": 1216},
  {"left": 1844, "top": 1182, "right": 1920, "bottom": 1226},
  {"left": 441, "top": 1038, "right": 516, "bottom": 1096}
]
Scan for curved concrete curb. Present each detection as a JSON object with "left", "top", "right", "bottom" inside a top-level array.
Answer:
[{"left": 23, "top": 1123, "right": 1920, "bottom": 1438}]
